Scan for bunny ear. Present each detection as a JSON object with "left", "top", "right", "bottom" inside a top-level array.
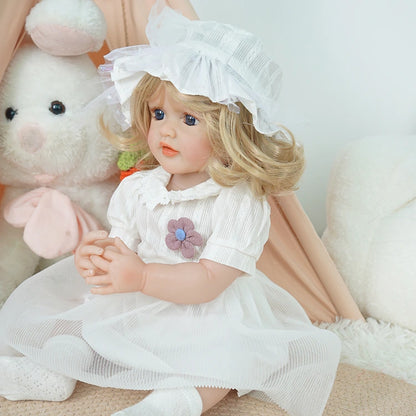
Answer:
[{"left": 25, "top": 0, "right": 107, "bottom": 56}]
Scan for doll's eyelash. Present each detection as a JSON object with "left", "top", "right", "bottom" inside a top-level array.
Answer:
[
  {"left": 184, "top": 113, "right": 199, "bottom": 126},
  {"left": 149, "top": 107, "right": 164, "bottom": 120},
  {"left": 149, "top": 104, "right": 162, "bottom": 113}
]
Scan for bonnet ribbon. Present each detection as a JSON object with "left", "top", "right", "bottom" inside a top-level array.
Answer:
[{"left": 3, "top": 187, "right": 101, "bottom": 259}]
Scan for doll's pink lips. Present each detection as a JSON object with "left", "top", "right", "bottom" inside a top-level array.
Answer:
[{"left": 160, "top": 142, "right": 179, "bottom": 157}]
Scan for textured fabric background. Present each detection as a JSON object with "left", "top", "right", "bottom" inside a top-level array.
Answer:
[{"left": 1, "top": 364, "right": 415, "bottom": 416}]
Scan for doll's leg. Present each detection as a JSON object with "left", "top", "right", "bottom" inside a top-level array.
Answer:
[
  {"left": 112, "top": 387, "right": 230, "bottom": 416},
  {"left": 0, "top": 356, "right": 76, "bottom": 401},
  {"left": 197, "top": 387, "right": 230, "bottom": 412}
]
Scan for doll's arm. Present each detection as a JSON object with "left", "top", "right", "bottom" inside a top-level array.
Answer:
[
  {"left": 142, "top": 258, "right": 241, "bottom": 303},
  {"left": 86, "top": 237, "right": 241, "bottom": 303}
]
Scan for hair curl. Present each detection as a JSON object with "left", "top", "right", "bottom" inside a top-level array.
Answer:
[{"left": 103, "top": 74, "right": 304, "bottom": 197}]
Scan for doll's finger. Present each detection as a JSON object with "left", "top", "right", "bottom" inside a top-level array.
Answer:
[
  {"left": 90, "top": 254, "right": 110, "bottom": 271},
  {"left": 77, "top": 257, "right": 96, "bottom": 271},
  {"left": 101, "top": 248, "right": 120, "bottom": 261},
  {"left": 82, "top": 268, "right": 95, "bottom": 278},
  {"left": 82, "top": 268, "right": 106, "bottom": 279},
  {"left": 114, "top": 237, "right": 131, "bottom": 254},
  {"left": 93, "top": 238, "right": 117, "bottom": 249},
  {"left": 85, "top": 274, "right": 111, "bottom": 286},
  {"left": 90, "top": 284, "right": 115, "bottom": 295},
  {"left": 75, "top": 254, "right": 102, "bottom": 273},
  {"left": 82, "top": 230, "right": 108, "bottom": 244},
  {"left": 78, "top": 245, "right": 104, "bottom": 257},
  {"left": 97, "top": 239, "right": 125, "bottom": 259},
  {"left": 104, "top": 244, "right": 120, "bottom": 252}
]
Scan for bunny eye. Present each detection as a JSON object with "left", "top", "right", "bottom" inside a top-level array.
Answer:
[
  {"left": 5, "top": 107, "right": 17, "bottom": 121},
  {"left": 49, "top": 100, "right": 66, "bottom": 115}
]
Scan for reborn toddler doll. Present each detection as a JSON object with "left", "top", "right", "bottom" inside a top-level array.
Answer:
[{"left": 0, "top": 5, "right": 340, "bottom": 416}]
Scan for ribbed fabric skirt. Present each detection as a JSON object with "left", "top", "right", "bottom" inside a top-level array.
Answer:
[{"left": 0, "top": 255, "right": 340, "bottom": 416}]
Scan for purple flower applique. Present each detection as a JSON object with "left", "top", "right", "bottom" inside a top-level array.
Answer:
[{"left": 165, "top": 217, "right": 203, "bottom": 258}]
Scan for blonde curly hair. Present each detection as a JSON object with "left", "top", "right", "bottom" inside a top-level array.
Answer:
[{"left": 103, "top": 74, "right": 304, "bottom": 197}]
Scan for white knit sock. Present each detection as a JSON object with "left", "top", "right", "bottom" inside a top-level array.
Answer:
[
  {"left": 112, "top": 387, "right": 203, "bottom": 416},
  {"left": 0, "top": 356, "right": 76, "bottom": 401}
]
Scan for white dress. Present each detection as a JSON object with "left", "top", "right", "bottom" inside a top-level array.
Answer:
[{"left": 0, "top": 167, "right": 340, "bottom": 416}]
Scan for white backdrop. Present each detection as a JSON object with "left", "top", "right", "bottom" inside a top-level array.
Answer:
[{"left": 190, "top": 0, "right": 416, "bottom": 234}]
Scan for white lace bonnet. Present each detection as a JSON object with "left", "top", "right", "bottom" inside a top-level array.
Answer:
[{"left": 100, "top": 3, "right": 283, "bottom": 135}]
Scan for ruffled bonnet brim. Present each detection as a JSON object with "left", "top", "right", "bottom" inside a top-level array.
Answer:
[{"left": 98, "top": 4, "right": 283, "bottom": 136}]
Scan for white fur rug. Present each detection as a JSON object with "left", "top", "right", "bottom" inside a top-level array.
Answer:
[{"left": 318, "top": 317, "right": 416, "bottom": 386}]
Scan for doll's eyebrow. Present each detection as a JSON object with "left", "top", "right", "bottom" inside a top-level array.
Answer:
[{"left": 183, "top": 111, "right": 200, "bottom": 121}]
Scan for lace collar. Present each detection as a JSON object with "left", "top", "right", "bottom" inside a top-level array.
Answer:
[{"left": 136, "top": 167, "right": 222, "bottom": 209}]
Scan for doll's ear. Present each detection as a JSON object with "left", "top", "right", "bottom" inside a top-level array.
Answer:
[{"left": 25, "top": 0, "right": 107, "bottom": 56}]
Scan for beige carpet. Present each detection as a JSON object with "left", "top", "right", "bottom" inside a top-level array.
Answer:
[{"left": 1, "top": 364, "right": 415, "bottom": 416}]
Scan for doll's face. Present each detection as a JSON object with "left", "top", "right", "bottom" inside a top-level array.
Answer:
[{"left": 147, "top": 88, "right": 212, "bottom": 181}]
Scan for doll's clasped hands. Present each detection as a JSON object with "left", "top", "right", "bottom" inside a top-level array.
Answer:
[{"left": 75, "top": 230, "right": 146, "bottom": 294}]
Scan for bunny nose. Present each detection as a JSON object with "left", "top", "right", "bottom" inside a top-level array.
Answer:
[{"left": 18, "top": 122, "right": 45, "bottom": 153}]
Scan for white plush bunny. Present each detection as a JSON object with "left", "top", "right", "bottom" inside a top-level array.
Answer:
[
  {"left": 322, "top": 135, "right": 416, "bottom": 331},
  {"left": 0, "top": 0, "right": 119, "bottom": 305}
]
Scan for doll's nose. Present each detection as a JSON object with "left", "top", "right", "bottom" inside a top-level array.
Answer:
[
  {"left": 160, "top": 121, "right": 176, "bottom": 138},
  {"left": 18, "top": 122, "right": 45, "bottom": 153}
]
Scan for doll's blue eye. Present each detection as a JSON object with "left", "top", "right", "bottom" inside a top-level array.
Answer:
[
  {"left": 5, "top": 107, "right": 17, "bottom": 121},
  {"left": 185, "top": 114, "right": 198, "bottom": 126},
  {"left": 49, "top": 100, "right": 66, "bottom": 115},
  {"left": 154, "top": 109, "right": 164, "bottom": 120}
]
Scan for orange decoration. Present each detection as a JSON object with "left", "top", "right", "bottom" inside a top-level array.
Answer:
[{"left": 120, "top": 167, "right": 139, "bottom": 181}]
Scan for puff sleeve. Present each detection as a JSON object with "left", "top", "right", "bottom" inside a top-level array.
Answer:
[
  {"left": 107, "top": 173, "right": 143, "bottom": 251},
  {"left": 200, "top": 184, "right": 271, "bottom": 275}
]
